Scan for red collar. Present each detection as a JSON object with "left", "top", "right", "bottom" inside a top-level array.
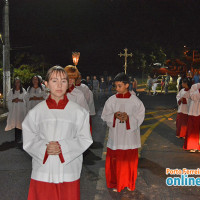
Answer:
[
  {"left": 67, "top": 85, "right": 75, "bottom": 93},
  {"left": 76, "top": 83, "right": 81, "bottom": 86},
  {"left": 184, "top": 88, "right": 190, "bottom": 91},
  {"left": 46, "top": 95, "right": 69, "bottom": 109},
  {"left": 116, "top": 92, "right": 131, "bottom": 98}
]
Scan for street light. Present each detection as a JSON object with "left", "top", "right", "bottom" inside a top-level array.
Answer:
[{"left": 72, "top": 52, "right": 80, "bottom": 67}]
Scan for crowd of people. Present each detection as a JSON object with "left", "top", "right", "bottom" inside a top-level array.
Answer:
[
  {"left": 4, "top": 66, "right": 144, "bottom": 199},
  {"left": 146, "top": 72, "right": 171, "bottom": 96}
]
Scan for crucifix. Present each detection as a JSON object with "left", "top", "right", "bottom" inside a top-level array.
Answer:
[{"left": 118, "top": 48, "right": 133, "bottom": 74}]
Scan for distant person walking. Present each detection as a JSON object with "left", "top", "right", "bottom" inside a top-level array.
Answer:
[
  {"left": 100, "top": 77, "right": 106, "bottom": 93},
  {"left": 176, "top": 74, "right": 181, "bottom": 93},
  {"left": 146, "top": 75, "right": 152, "bottom": 95},
  {"left": 132, "top": 78, "right": 138, "bottom": 96},
  {"left": 193, "top": 72, "right": 200, "bottom": 84},
  {"left": 86, "top": 76, "right": 93, "bottom": 90},
  {"left": 161, "top": 76, "right": 165, "bottom": 93},
  {"left": 92, "top": 76, "right": 99, "bottom": 95},
  {"left": 164, "top": 73, "right": 170, "bottom": 94},
  {"left": 152, "top": 75, "right": 158, "bottom": 96},
  {"left": 108, "top": 76, "right": 113, "bottom": 95}
]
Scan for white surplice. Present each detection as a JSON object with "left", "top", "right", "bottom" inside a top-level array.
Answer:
[
  {"left": 25, "top": 87, "right": 47, "bottom": 113},
  {"left": 22, "top": 100, "right": 93, "bottom": 183},
  {"left": 101, "top": 93, "right": 145, "bottom": 150},
  {"left": 5, "top": 88, "right": 27, "bottom": 131},
  {"left": 67, "top": 87, "right": 89, "bottom": 112}
]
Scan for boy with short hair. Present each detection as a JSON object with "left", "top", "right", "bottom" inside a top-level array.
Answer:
[{"left": 101, "top": 72, "right": 145, "bottom": 192}]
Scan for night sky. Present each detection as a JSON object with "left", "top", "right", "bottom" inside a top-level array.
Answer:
[{"left": 2, "top": 0, "right": 200, "bottom": 75}]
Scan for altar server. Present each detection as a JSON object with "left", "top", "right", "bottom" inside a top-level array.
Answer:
[
  {"left": 5, "top": 77, "right": 26, "bottom": 143},
  {"left": 101, "top": 72, "right": 145, "bottom": 192},
  {"left": 76, "top": 73, "right": 96, "bottom": 116},
  {"left": 184, "top": 83, "right": 200, "bottom": 152},
  {"left": 176, "top": 77, "right": 192, "bottom": 138},
  {"left": 25, "top": 75, "right": 46, "bottom": 112},
  {"left": 22, "top": 66, "right": 92, "bottom": 200},
  {"left": 64, "top": 65, "right": 89, "bottom": 111}
]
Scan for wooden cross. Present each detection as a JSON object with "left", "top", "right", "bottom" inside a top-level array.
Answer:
[{"left": 118, "top": 48, "right": 133, "bottom": 74}]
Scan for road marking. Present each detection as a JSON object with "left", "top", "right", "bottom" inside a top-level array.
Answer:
[
  {"left": 141, "top": 124, "right": 153, "bottom": 130},
  {"left": 145, "top": 111, "right": 160, "bottom": 115},
  {"left": 139, "top": 111, "right": 177, "bottom": 156},
  {"left": 144, "top": 111, "right": 177, "bottom": 121}
]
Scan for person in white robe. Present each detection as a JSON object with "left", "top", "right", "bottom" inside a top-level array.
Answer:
[
  {"left": 101, "top": 72, "right": 145, "bottom": 192},
  {"left": 76, "top": 73, "right": 96, "bottom": 116},
  {"left": 25, "top": 75, "right": 47, "bottom": 113},
  {"left": 5, "top": 77, "right": 26, "bottom": 143},
  {"left": 22, "top": 66, "right": 92, "bottom": 200},
  {"left": 64, "top": 65, "right": 89, "bottom": 112},
  {"left": 176, "top": 77, "right": 192, "bottom": 138},
  {"left": 183, "top": 83, "right": 200, "bottom": 152}
]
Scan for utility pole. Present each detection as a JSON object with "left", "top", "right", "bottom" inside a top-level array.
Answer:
[{"left": 2, "top": 0, "right": 11, "bottom": 109}]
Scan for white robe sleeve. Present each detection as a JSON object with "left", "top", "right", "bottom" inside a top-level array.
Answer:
[
  {"left": 127, "top": 98, "right": 145, "bottom": 133},
  {"left": 58, "top": 112, "right": 93, "bottom": 165},
  {"left": 22, "top": 111, "right": 49, "bottom": 165},
  {"left": 190, "top": 84, "right": 200, "bottom": 101},
  {"left": 101, "top": 98, "right": 115, "bottom": 128},
  {"left": 79, "top": 93, "right": 90, "bottom": 112},
  {"left": 176, "top": 90, "right": 181, "bottom": 103}
]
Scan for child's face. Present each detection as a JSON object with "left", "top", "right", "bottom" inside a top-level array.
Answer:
[
  {"left": 69, "top": 78, "right": 75, "bottom": 87},
  {"left": 15, "top": 80, "right": 20, "bottom": 88},
  {"left": 182, "top": 82, "right": 187, "bottom": 88},
  {"left": 115, "top": 81, "right": 129, "bottom": 94},
  {"left": 32, "top": 77, "right": 39, "bottom": 86},
  {"left": 45, "top": 71, "right": 68, "bottom": 99}
]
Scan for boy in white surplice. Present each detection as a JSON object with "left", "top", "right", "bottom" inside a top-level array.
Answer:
[{"left": 101, "top": 72, "right": 145, "bottom": 192}]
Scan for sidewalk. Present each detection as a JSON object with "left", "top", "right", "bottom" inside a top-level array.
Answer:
[{"left": 0, "top": 107, "right": 8, "bottom": 121}]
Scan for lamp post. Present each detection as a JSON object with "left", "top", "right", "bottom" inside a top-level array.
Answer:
[
  {"left": 72, "top": 52, "right": 80, "bottom": 67},
  {"left": 2, "top": 0, "right": 11, "bottom": 109}
]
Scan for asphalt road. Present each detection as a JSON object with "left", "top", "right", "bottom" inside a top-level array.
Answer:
[{"left": 0, "top": 92, "right": 200, "bottom": 200}]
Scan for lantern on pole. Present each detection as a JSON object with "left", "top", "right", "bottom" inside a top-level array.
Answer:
[{"left": 72, "top": 52, "right": 80, "bottom": 67}]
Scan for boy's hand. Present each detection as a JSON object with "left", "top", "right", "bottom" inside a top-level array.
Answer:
[
  {"left": 47, "top": 141, "right": 61, "bottom": 155},
  {"left": 114, "top": 112, "right": 122, "bottom": 120},
  {"left": 121, "top": 112, "right": 128, "bottom": 122},
  {"left": 179, "top": 97, "right": 183, "bottom": 102}
]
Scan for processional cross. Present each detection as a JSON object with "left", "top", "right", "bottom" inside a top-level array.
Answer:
[{"left": 118, "top": 48, "right": 133, "bottom": 74}]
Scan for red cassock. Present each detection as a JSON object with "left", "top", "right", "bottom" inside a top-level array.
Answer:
[
  {"left": 105, "top": 148, "right": 138, "bottom": 192},
  {"left": 183, "top": 115, "right": 200, "bottom": 151},
  {"left": 28, "top": 179, "right": 80, "bottom": 200},
  {"left": 176, "top": 113, "right": 188, "bottom": 138}
]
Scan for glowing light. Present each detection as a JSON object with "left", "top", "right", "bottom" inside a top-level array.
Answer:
[{"left": 72, "top": 52, "right": 80, "bottom": 66}]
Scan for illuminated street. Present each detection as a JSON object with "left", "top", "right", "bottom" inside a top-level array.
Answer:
[{"left": 0, "top": 92, "right": 199, "bottom": 200}]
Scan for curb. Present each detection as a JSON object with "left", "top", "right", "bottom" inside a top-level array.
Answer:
[{"left": 0, "top": 112, "right": 8, "bottom": 121}]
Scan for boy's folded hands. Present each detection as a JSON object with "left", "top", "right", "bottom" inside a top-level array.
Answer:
[
  {"left": 114, "top": 112, "right": 128, "bottom": 122},
  {"left": 47, "top": 141, "right": 61, "bottom": 155}
]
